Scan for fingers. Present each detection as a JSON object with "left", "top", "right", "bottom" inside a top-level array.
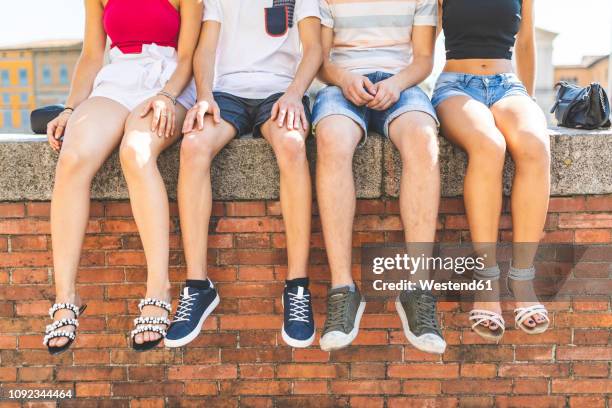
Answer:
[
  {"left": 300, "top": 110, "right": 308, "bottom": 131},
  {"left": 140, "top": 101, "right": 153, "bottom": 118},
  {"left": 286, "top": 109, "right": 295, "bottom": 130},
  {"left": 354, "top": 82, "right": 375, "bottom": 104},
  {"left": 277, "top": 106, "right": 287, "bottom": 128},
  {"left": 195, "top": 107, "right": 206, "bottom": 131},
  {"left": 151, "top": 105, "right": 161, "bottom": 133},
  {"left": 363, "top": 77, "right": 377, "bottom": 95},
  {"left": 168, "top": 111, "right": 175, "bottom": 138},
  {"left": 271, "top": 102, "right": 280, "bottom": 121},
  {"left": 182, "top": 109, "right": 195, "bottom": 133},
  {"left": 157, "top": 110, "right": 167, "bottom": 137},
  {"left": 212, "top": 103, "right": 221, "bottom": 124}
]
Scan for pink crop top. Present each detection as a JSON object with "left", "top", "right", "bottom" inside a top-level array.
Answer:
[{"left": 103, "top": 0, "right": 180, "bottom": 54}]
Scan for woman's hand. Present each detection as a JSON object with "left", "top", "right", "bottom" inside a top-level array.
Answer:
[
  {"left": 47, "top": 110, "right": 73, "bottom": 152},
  {"left": 182, "top": 93, "right": 221, "bottom": 134},
  {"left": 141, "top": 94, "right": 177, "bottom": 138}
]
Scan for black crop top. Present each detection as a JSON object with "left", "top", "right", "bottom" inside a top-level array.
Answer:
[{"left": 443, "top": 0, "right": 522, "bottom": 60}]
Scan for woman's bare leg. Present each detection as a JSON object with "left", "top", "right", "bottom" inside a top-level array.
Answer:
[
  {"left": 493, "top": 96, "right": 551, "bottom": 327},
  {"left": 119, "top": 102, "right": 187, "bottom": 344},
  {"left": 436, "top": 96, "right": 507, "bottom": 331},
  {"left": 49, "top": 97, "right": 129, "bottom": 347}
]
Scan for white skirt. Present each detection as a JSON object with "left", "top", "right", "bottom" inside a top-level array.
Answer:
[{"left": 90, "top": 43, "right": 196, "bottom": 111}]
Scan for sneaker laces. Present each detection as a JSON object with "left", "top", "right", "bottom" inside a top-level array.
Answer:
[
  {"left": 324, "top": 291, "right": 349, "bottom": 332},
  {"left": 415, "top": 292, "right": 439, "bottom": 332},
  {"left": 174, "top": 288, "right": 198, "bottom": 323},
  {"left": 287, "top": 287, "right": 310, "bottom": 323}
]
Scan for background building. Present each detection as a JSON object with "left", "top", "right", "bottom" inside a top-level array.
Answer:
[
  {"left": 555, "top": 54, "right": 610, "bottom": 88},
  {"left": 0, "top": 40, "right": 81, "bottom": 133}
]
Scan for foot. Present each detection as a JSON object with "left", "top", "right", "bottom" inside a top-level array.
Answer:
[
  {"left": 472, "top": 279, "right": 503, "bottom": 334},
  {"left": 133, "top": 293, "right": 171, "bottom": 346},
  {"left": 48, "top": 296, "right": 81, "bottom": 349},
  {"left": 395, "top": 289, "right": 446, "bottom": 354},
  {"left": 320, "top": 285, "right": 365, "bottom": 352},
  {"left": 508, "top": 279, "right": 548, "bottom": 330},
  {"left": 165, "top": 283, "right": 219, "bottom": 348},
  {"left": 281, "top": 284, "right": 315, "bottom": 348}
]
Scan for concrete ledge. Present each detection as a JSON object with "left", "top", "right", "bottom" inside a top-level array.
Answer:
[{"left": 0, "top": 127, "right": 610, "bottom": 201}]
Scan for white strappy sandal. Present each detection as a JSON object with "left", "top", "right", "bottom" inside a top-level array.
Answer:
[
  {"left": 507, "top": 265, "right": 550, "bottom": 334},
  {"left": 469, "top": 309, "right": 505, "bottom": 342},
  {"left": 130, "top": 298, "right": 172, "bottom": 352},
  {"left": 44, "top": 302, "right": 87, "bottom": 355}
]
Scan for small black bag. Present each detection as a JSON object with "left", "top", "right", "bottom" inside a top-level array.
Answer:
[
  {"left": 30, "top": 104, "right": 65, "bottom": 134},
  {"left": 550, "top": 82, "right": 611, "bottom": 130}
]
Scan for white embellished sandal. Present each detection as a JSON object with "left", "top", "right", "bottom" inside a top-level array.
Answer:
[
  {"left": 507, "top": 265, "right": 550, "bottom": 334},
  {"left": 43, "top": 302, "right": 87, "bottom": 355},
  {"left": 130, "top": 298, "right": 172, "bottom": 352},
  {"left": 469, "top": 309, "right": 505, "bottom": 342}
]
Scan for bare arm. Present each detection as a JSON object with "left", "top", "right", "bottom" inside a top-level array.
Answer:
[
  {"left": 64, "top": 0, "right": 107, "bottom": 109},
  {"left": 47, "top": 0, "right": 107, "bottom": 151},
  {"left": 317, "top": 26, "right": 376, "bottom": 106},
  {"left": 287, "top": 17, "right": 323, "bottom": 96},
  {"left": 271, "top": 17, "right": 323, "bottom": 131},
  {"left": 515, "top": 0, "right": 536, "bottom": 96},
  {"left": 161, "top": 0, "right": 203, "bottom": 98},
  {"left": 367, "top": 25, "right": 436, "bottom": 110},
  {"left": 183, "top": 20, "right": 222, "bottom": 132}
]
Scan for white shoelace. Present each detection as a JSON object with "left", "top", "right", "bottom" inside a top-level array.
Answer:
[
  {"left": 288, "top": 286, "right": 310, "bottom": 323},
  {"left": 174, "top": 287, "right": 198, "bottom": 323}
]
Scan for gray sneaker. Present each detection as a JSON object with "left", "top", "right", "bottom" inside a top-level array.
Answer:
[
  {"left": 395, "top": 289, "right": 446, "bottom": 354},
  {"left": 319, "top": 286, "right": 366, "bottom": 352}
]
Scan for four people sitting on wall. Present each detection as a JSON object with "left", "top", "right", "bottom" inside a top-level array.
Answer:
[{"left": 43, "top": 0, "right": 550, "bottom": 355}]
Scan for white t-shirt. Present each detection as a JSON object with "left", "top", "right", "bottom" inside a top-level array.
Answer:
[{"left": 204, "top": 0, "right": 321, "bottom": 99}]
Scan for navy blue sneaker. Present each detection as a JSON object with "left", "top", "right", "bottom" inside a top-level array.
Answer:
[
  {"left": 164, "top": 283, "right": 219, "bottom": 348},
  {"left": 281, "top": 285, "right": 315, "bottom": 348}
]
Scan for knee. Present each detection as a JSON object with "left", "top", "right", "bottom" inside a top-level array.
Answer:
[
  {"left": 180, "top": 131, "right": 215, "bottom": 170},
  {"left": 56, "top": 147, "right": 95, "bottom": 179},
  {"left": 468, "top": 132, "right": 507, "bottom": 168},
  {"left": 512, "top": 131, "right": 551, "bottom": 168},
  {"left": 273, "top": 130, "right": 307, "bottom": 168},
  {"left": 397, "top": 124, "right": 439, "bottom": 169},
  {"left": 119, "top": 133, "right": 157, "bottom": 174},
  {"left": 315, "top": 122, "right": 356, "bottom": 163}
]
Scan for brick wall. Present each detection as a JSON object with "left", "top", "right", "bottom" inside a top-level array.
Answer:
[{"left": 0, "top": 197, "right": 611, "bottom": 407}]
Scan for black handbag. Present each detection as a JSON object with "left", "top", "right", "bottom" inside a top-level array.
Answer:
[
  {"left": 30, "top": 104, "right": 66, "bottom": 134},
  {"left": 550, "top": 82, "right": 611, "bottom": 130}
]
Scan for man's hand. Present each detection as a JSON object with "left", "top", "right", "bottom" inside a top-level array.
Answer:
[
  {"left": 271, "top": 90, "right": 308, "bottom": 131},
  {"left": 182, "top": 93, "right": 221, "bottom": 134},
  {"left": 367, "top": 76, "right": 402, "bottom": 111},
  {"left": 340, "top": 72, "right": 377, "bottom": 106}
]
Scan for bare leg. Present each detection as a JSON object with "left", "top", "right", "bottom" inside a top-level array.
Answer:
[
  {"left": 493, "top": 96, "right": 551, "bottom": 327},
  {"left": 314, "top": 116, "right": 363, "bottom": 287},
  {"left": 388, "top": 112, "right": 440, "bottom": 282},
  {"left": 49, "top": 97, "right": 129, "bottom": 347},
  {"left": 119, "top": 102, "right": 187, "bottom": 344},
  {"left": 260, "top": 120, "right": 312, "bottom": 280},
  {"left": 178, "top": 117, "right": 236, "bottom": 280},
  {"left": 436, "top": 96, "right": 507, "bottom": 331}
]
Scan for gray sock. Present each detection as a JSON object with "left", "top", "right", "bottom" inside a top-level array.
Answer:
[{"left": 332, "top": 282, "right": 355, "bottom": 292}]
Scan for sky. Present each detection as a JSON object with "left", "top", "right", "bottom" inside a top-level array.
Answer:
[{"left": 0, "top": 0, "right": 610, "bottom": 66}]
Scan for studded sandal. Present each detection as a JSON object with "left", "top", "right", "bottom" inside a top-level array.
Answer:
[
  {"left": 130, "top": 298, "right": 172, "bottom": 352},
  {"left": 43, "top": 302, "right": 87, "bottom": 355}
]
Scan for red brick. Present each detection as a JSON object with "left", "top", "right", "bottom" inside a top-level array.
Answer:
[
  {"left": 277, "top": 364, "right": 341, "bottom": 379},
  {"left": 585, "top": 195, "right": 612, "bottom": 211},
  {"left": 226, "top": 202, "right": 266, "bottom": 216},
  {"left": 388, "top": 363, "right": 459, "bottom": 379},
  {"left": 10, "top": 235, "right": 48, "bottom": 250},
  {"left": 330, "top": 380, "right": 400, "bottom": 395},
  {"left": 0, "top": 203, "right": 25, "bottom": 218},
  {"left": 558, "top": 213, "right": 612, "bottom": 229},
  {"left": 552, "top": 379, "right": 612, "bottom": 394},
  {"left": 167, "top": 365, "right": 237, "bottom": 380},
  {"left": 575, "top": 229, "right": 611, "bottom": 243}
]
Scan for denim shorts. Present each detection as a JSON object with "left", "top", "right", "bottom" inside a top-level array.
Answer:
[
  {"left": 311, "top": 71, "right": 438, "bottom": 138},
  {"left": 431, "top": 72, "right": 530, "bottom": 108},
  {"left": 215, "top": 91, "right": 311, "bottom": 137}
]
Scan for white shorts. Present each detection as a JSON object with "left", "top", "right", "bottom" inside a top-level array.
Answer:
[{"left": 89, "top": 43, "right": 196, "bottom": 111}]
